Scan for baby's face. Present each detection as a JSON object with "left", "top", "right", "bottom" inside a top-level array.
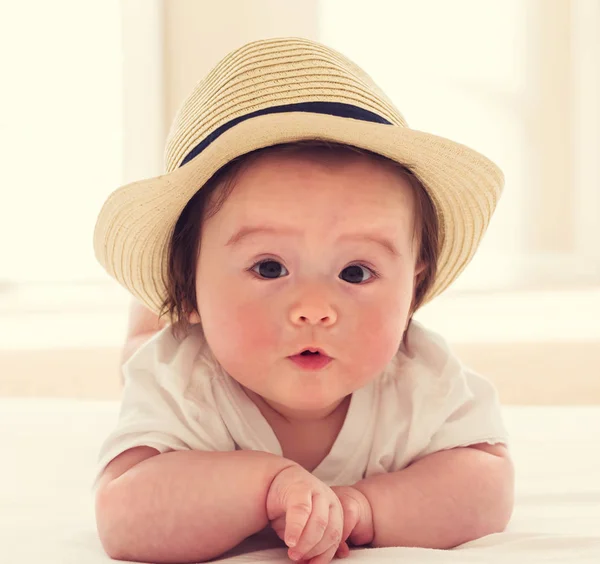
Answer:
[{"left": 192, "top": 150, "right": 423, "bottom": 420}]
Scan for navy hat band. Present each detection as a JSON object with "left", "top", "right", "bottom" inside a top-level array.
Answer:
[{"left": 180, "top": 101, "right": 392, "bottom": 167}]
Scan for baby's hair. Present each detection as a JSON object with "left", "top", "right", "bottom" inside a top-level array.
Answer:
[{"left": 159, "top": 140, "right": 439, "bottom": 340}]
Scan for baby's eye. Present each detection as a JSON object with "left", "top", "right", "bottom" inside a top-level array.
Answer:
[
  {"left": 339, "top": 264, "right": 376, "bottom": 284},
  {"left": 250, "top": 260, "right": 377, "bottom": 284},
  {"left": 251, "top": 260, "right": 289, "bottom": 279}
]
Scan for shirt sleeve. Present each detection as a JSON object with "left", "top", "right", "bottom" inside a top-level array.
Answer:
[
  {"left": 415, "top": 367, "right": 509, "bottom": 460},
  {"left": 92, "top": 328, "right": 235, "bottom": 490}
]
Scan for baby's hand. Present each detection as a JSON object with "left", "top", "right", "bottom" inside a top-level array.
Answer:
[
  {"left": 330, "top": 485, "right": 374, "bottom": 557},
  {"left": 267, "top": 464, "right": 345, "bottom": 564}
]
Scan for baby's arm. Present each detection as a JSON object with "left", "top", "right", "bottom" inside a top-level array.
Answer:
[
  {"left": 352, "top": 443, "right": 514, "bottom": 548},
  {"left": 96, "top": 446, "right": 295, "bottom": 563}
]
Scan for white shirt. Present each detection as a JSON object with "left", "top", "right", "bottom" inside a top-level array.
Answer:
[{"left": 94, "top": 320, "right": 508, "bottom": 489}]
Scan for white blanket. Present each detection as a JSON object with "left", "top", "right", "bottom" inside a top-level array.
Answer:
[{"left": 1, "top": 399, "right": 599, "bottom": 563}]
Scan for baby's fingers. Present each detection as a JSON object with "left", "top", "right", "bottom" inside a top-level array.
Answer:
[
  {"left": 296, "top": 499, "right": 342, "bottom": 562},
  {"left": 284, "top": 488, "right": 313, "bottom": 549},
  {"left": 307, "top": 543, "right": 339, "bottom": 564},
  {"left": 289, "top": 494, "right": 333, "bottom": 561},
  {"left": 335, "top": 541, "right": 350, "bottom": 558},
  {"left": 270, "top": 514, "right": 287, "bottom": 542}
]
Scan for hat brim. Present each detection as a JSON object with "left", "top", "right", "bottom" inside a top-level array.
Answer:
[{"left": 94, "top": 112, "right": 503, "bottom": 316}]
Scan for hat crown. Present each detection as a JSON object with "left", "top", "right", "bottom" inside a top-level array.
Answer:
[{"left": 164, "top": 37, "right": 408, "bottom": 172}]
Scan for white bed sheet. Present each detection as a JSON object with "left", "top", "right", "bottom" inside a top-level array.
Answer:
[{"left": 1, "top": 399, "right": 599, "bottom": 563}]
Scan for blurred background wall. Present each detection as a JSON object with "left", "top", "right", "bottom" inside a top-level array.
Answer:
[{"left": 1, "top": 0, "right": 599, "bottom": 403}]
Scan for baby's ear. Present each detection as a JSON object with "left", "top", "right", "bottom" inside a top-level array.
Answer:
[
  {"left": 414, "top": 261, "right": 427, "bottom": 282},
  {"left": 409, "top": 261, "right": 428, "bottom": 316},
  {"left": 188, "top": 310, "right": 201, "bottom": 324}
]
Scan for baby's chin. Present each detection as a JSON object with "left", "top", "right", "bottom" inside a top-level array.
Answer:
[{"left": 259, "top": 390, "right": 350, "bottom": 421}]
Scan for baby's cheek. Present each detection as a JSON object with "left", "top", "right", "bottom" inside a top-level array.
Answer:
[
  {"left": 355, "top": 301, "right": 405, "bottom": 364},
  {"left": 224, "top": 300, "right": 280, "bottom": 354}
]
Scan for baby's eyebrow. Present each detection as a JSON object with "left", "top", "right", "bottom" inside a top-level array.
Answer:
[{"left": 225, "top": 225, "right": 401, "bottom": 258}]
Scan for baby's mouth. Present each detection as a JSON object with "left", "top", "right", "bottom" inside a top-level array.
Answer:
[
  {"left": 288, "top": 349, "right": 333, "bottom": 370},
  {"left": 292, "top": 348, "right": 331, "bottom": 359}
]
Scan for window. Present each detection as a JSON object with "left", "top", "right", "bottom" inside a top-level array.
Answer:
[
  {"left": 0, "top": 0, "right": 123, "bottom": 285},
  {"left": 0, "top": 0, "right": 166, "bottom": 325}
]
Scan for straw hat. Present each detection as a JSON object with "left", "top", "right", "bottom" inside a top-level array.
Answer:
[{"left": 94, "top": 37, "right": 503, "bottom": 318}]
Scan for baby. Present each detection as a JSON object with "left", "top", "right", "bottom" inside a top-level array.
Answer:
[{"left": 93, "top": 38, "right": 514, "bottom": 564}]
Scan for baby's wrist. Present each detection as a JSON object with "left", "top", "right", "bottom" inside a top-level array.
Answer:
[
  {"left": 265, "top": 460, "right": 305, "bottom": 519},
  {"left": 332, "top": 484, "right": 375, "bottom": 546},
  {"left": 348, "top": 485, "right": 374, "bottom": 530}
]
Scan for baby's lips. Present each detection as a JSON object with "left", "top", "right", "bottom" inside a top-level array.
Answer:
[{"left": 290, "top": 346, "right": 331, "bottom": 358}]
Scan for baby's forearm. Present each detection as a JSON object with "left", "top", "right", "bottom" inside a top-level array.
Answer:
[
  {"left": 97, "top": 449, "right": 294, "bottom": 563},
  {"left": 353, "top": 445, "right": 514, "bottom": 549}
]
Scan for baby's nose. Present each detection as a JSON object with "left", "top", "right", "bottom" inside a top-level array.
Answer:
[{"left": 289, "top": 303, "right": 337, "bottom": 327}]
